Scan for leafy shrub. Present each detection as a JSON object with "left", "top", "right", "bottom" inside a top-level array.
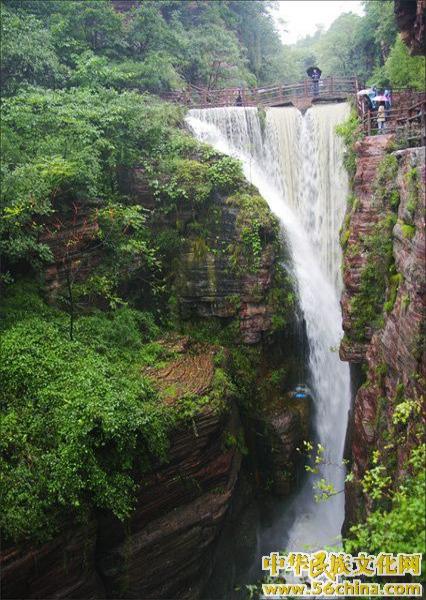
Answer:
[
  {"left": 154, "top": 158, "right": 212, "bottom": 208},
  {"left": 0, "top": 315, "right": 171, "bottom": 544},
  {"left": 406, "top": 168, "right": 419, "bottom": 218},
  {"left": 0, "top": 281, "right": 58, "bottom": 330},
  {"left": 401, "top": 223, "right": 415, "bottom": 239},
  {"left": 208, "top": 157, "right": 245, "bottom": 193},
  {"left": 0, "top": 87, "right": 180, "bottom": 274},
  {"left": 383, "top": 36, "right": 426, "bottom": 91},
  {"left": 225, "top": 191, "right": 280, "bottom": 273},
  {"left": 345, "top": 445, "right": 426, "bottom": 561},
  {"left": 75, "top": 307, "right": 160, "bottom": 354},
  {"left": 0, "top": 4, "right": 66, "bottom": 94},
  {"left": 374, "top": 155, "right": 400, "bottom": 210},
  {"left": 335, "top": 110, "right": 363, "bottom": 181},
  {"left": 70, "top": 51, "right": 182, "bottom": 93},
  {"left": 384, "top": 273, "right": 402, "bottom": 313}
]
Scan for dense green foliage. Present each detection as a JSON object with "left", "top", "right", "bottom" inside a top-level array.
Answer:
[
  {"left": 0, "top": 283, "right": 175, "bottom": 543},
  {"left": 0, "top": 280, "right": 246, "bottom": 544},
  {"left": 1, "top": 0, "right": 424, "bottom": 564},
  {"left": 348, "top": 206, "right": 397, "bottom": 341},
  {"left": 335, "top": 109, "right": 364, "bottom": 181},
  {"left": 1, "top": 0, "right": 287, "bottom": 92},
  {"left": 1, "top": 88, "right": 176, "bottom": 282},
  {"left": 0, "top": 2, "right": 291, "bottom": 547},
  {"left": 380, "top": 36, "right": 426, "bottom": 90},
  {"left": 2, "top": 0, "right": 424, "bottom": 93},
  {"left": 346, "top": 444, "right": 425, "bottom": 569}
]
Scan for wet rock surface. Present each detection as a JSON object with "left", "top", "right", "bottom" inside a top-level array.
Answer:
[
  {"left": 340, "top": 134, "right": 395, "bottom": 362},
  {"left": 341, "top": 144, "right": 425, "bottom": 525},
  {"left": 252, "top": 395, "right": 310, "bottom": 497},
  {"left": 7, "top": 162, "right": 299, "bottom": 598},
  {"left": 41, "top": 175, "right": 289, "bottom": 345},
  {"left": 97, "top": 405, "right": 242, "bottom": 599},
  {"left": 1, "top": 522, "right": 105, "bottom": 600},
  {"left": 176, "top": 196, "right": 281, "bottom": 344}
]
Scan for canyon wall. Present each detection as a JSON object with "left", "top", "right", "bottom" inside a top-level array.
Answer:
[
  {"left": 1, "top": 343, "right": 241, "bottom": 599},
  {"left": 2, "top": 162, "right": 305, "bottom": 598},
  {"left": 340, "top": 137, "right": 425, "bottom": 524}
]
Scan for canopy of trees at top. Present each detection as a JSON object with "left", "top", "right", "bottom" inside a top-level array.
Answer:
[
  {"left": 0, "top": 0, "right": 424, "bottom": 557},
  {"left": 0, "top": 0, "right": 288, "bottom": 93},
  {"left": 1, "top": 0, "right": 424, "bottom": 96}
]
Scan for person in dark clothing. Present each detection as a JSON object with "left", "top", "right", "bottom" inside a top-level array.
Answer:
[
  {"left": 365, "top": 94, "right": 373, "bottom": 111},
  {"left": 307, "top": 67, "right": 321, "bottom": 97},
  {"left": 384, "top": 89, "right": 392, "bottom": 118},
  {"left": 312, "top": 68, "right": 321, "bottom": 96},
  {"left": 235, "top": 89, "right": 243, "bottom": 106}
]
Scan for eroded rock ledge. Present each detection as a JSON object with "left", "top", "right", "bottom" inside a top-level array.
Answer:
[{"left": 340, "top": 134, "right": 395, "bottom": 362}]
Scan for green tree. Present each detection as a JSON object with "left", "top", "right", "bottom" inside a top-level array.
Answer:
[
  {"left": 383, "top": 36, "right": 426, "bottom": 89},
  {"left": 346, "top": 445, "right": 425, "bottom": 561},
  {"left": 0, "top": 4, "right": 65, "bottom": 94},
  {"left": 315, "top": 13, "right": 364, "bottom": 77},
  {"left": 0, "top": 87, "right": 181, "bottom": 281}
]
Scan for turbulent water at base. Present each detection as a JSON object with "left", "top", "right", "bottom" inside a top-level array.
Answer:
[{"left": 186, "top": 104, "right": 351, "bottom": 556}]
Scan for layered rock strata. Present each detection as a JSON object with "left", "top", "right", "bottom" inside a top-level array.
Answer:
[
  {"left": 341, "top": 142, "right": 425, "bottom": 524},
  {"left": 1, "top": 343, "right": 242, "bottom": 599}
]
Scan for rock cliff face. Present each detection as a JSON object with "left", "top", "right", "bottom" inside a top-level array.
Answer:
[
  {"left": 3, "top": 154, "right": 304, "bottom": 597},
  {"left": 1, "top": 522, "right": 104, "bottom": 600},
  {"left": 340, "top": 134, "right": 395, "bottom": 363},
  {"left": 341, "top": 140, "right": 425, "bottom": 524},
  {"left": 97, "top": 407, "right": 242, "bottom": 599},
  {"left": 42, "top": 167, "right": 290, "bottom": 345},
  {"left": 394, "top": 0, "right": 425, "bottom": 55},
  {"left": 250, "top": 393, "right": 310, "bottom": 496},
  {"left": 175, "top": 194, "right": 282, "bottom": 344},
  {"left": 1, "top": 343, "right": 242, "bottom": 600}
]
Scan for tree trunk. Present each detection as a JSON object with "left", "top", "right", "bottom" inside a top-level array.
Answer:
[{"left": 66, "top": 269, "right": 74, "bottom": 341}]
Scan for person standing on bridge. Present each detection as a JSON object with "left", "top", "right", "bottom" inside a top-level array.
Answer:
[{"left": 307, "top": 66, "right": 321, "bottom": 97}]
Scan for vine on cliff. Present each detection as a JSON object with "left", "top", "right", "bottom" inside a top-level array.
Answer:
[{"left": 335, "top": 109, "right": 364, "bottom": 183}]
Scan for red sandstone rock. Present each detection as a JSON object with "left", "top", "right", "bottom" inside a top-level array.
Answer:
[
  {"left": 342, "top": 144, "right": 425, "bottom": 525},
  {"left": 340, "top": 135, "right": 394, "bottom": 362},
  {"left": 1, "top": 405, "right": 242, "bottom": 600}
]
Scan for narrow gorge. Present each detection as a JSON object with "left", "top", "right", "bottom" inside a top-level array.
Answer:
[
  {"left": 1, "top": 1, "right": 425, "bottom": 599},
  {"left": 1, "top": 103, "right": 359, "bottom": 597},
  {"left": 187, "top": 104, "right": 351, "bottom": 557},
  {"left": 2, "top": 101, "right": 424, "bottom": 600}
]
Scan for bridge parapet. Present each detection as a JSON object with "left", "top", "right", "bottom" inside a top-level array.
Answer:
[
  {"left": 162, "top": 76, "right": 359, "bottom": 109},
  {"left": 360, "top": 94, "right": 426, "bottom": 146}
]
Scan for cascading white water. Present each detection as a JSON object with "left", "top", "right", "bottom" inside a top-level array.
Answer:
[{"left": 186, "top": 104, "right": 351, "bottom": 553}]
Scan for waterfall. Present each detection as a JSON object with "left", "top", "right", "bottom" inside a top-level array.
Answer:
[{"left": 186, "top": 104, "right": 351, "bottom": 554}]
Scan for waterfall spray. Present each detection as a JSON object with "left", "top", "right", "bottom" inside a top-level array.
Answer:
[{"left": 186, "top": 104, "right": 351, "bottom": 552}]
